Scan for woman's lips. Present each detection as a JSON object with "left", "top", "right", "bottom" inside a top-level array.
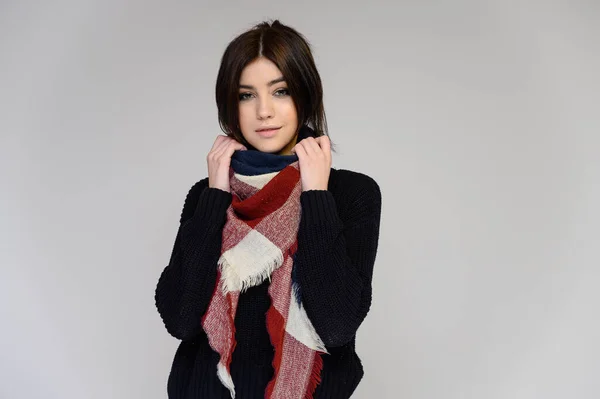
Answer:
[{"left": 256, "top": 127, "right": 281, "bottom": 137}]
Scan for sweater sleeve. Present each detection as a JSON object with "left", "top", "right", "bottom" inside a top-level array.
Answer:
[
  {"left": 294, "top": 175, "right": 382, "bottom": 347},
  {"left": 154, "top": 177, "right": 233, "bottom": 341}
]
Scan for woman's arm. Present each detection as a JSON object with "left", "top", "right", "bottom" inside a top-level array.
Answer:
[
  {"left": 154, "top": 178, "right": 232, "bottom": 341},
  {"left": 294, "top": 175, "right": 382, "bottom": 347}
]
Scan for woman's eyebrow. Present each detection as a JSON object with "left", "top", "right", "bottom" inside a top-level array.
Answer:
[{"left": 239, "top": 77, "right": 286, "bottom": 90}]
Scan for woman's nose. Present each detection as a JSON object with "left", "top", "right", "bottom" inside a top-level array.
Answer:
[{"left": 257, "top": 97, "right": 274, "bottom": 119}]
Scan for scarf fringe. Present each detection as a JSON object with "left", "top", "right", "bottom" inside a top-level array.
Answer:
[
  {"left": 218, "top": 251, "right": 284, "bottom": 294},
  {"left": 304, "top": 352, "right": 324, "bottom": 399}
]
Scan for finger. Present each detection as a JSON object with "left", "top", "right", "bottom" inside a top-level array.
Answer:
[
  {"left": 212, "top": 138, "right": 232, "bottom": 158},
  {"left": 228, "top": 137, "right": 247, "bottom": 150},
  {"left": 233, "top": 141, "right": 248, "bottom": 151},
  {"left": 224, "top": 139, "right": 247, "bottom": 158},
  {"left": 208, "top": 138, "right": 227, "bottom": 161},
  {"left": 209, "top": 135, "right": 228, "bottom": 153},
  {"left": 315, "top": 136, "right": 331, "bottom": 159},
  {"left": 290, "top": 140, "right": 301, "bottom": 154},
  {"left": 293, "top": 142, "right": 307, "bottom": 159},
  {"left": 290, "top": 141, "right": 299, "bottom": 154},
  {"left": 303, "top": 137, "right": 323, "bottom": 157},
  {"left": 213, "top": 136, "right": 240, "bottom": 159}
]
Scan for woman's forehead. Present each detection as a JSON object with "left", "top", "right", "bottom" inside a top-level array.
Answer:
[{"left": 239, "top": 58, "right": 285, "bottom": 86}]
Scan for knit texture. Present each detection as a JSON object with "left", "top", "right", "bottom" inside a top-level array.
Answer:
[{"left": 155, "top": 163, "right": 382, "bottom": 399}]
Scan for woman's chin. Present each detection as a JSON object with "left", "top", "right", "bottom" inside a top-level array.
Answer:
[{"left": 248, "top": 142, "right": 285, "bottom": 154}]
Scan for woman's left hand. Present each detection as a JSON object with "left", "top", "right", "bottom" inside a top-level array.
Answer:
[{"left": 291, "top": 136, "right": 332, "bottom": 191}]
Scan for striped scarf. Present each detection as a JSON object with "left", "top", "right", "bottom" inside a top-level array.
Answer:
[{"left": 201, "top": 130, "right": 328, "bottom": 399}]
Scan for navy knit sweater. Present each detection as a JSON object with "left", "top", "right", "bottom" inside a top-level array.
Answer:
[{"left": 155, "top": 167, "right": 382, "bottom": 398}]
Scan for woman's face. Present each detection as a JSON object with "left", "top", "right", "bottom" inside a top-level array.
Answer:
[{"left": 238, "top": 57, "right": 299, "bottom": 155}]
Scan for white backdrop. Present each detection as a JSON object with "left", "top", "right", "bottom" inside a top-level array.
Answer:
[{"left": 1, "top": 1, "right": 599, "bottom": 398}]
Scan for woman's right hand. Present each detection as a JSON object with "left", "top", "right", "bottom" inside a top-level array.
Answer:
[{"left": 207, "top": 135, "right": 247, "bottom": 192}]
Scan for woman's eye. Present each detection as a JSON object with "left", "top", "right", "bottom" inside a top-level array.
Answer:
[{"left": 239, "top": 89, "right": 288, "bottom": 101}]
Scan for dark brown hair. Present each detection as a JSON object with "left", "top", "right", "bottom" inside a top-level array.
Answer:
[{"left": 215, "top": 19, "right": 336, "bottom": 153}]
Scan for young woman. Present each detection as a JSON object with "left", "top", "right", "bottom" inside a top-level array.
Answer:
[{"left": 155, "top": 20, "right": 382, "bottom": 399}]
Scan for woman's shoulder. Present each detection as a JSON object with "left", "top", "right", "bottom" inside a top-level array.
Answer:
[
  {"left": 330, "top": 167, "right": 381, "bottom": 197},
  {"left": 184, "top": 177, "right": 210, "bottom": 202},
  {"left": 328, "top": 167, "right": 382, "bottom": 218}
]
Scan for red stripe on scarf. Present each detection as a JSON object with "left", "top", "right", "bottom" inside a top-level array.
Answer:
[
  {"left": 225, "top": 291, "right": 237, "bottom": 374},
  {"left": 202, "top": 271, "right": 238, "bottom": 377},
  {"left": 305, "top": 352, "right": 324, "bottom": 399},
  {"left": 201, "top": 269, "right": 221, "bottom": 326},
  {"left": 232, "top": 166, "right": 301, "bottom": 223},
  {"left": 265, "top": 305, "right": 285, "bottom": 398}
]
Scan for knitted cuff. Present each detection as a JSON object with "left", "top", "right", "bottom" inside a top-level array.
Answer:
[
  {"left": 299, "top": 190, "right": 341, "bottom": 225},
  {"left": 194, "top": 187, "right": 232, "bottom": 225}
]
